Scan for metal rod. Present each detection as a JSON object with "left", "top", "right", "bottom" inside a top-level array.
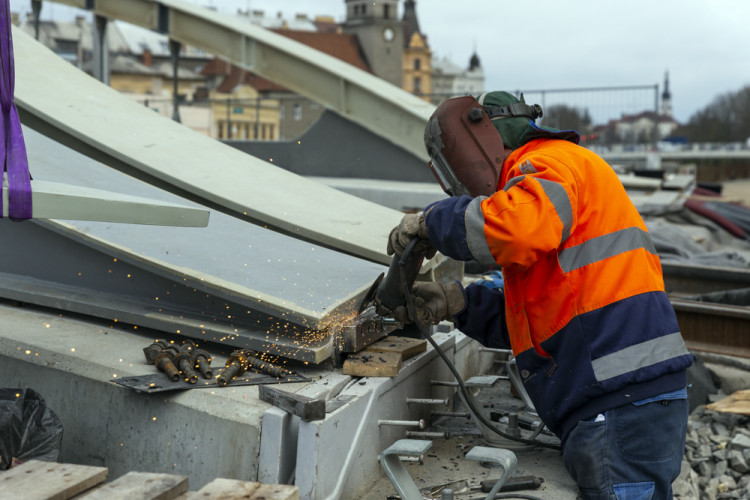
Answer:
[
  {"left": 480, "top": 348, "right": 513, "bottom": 359},
  {"left": 169, "top": 38, "right": 181, "bottom": 123},
  {"left": 405, "top": 398, "right": 448, "bottom": 406},
  {"left": 378, "top": 419, "right": 426, "bottom": 429},
  {"left": 405, "top": 431, "right": 449, "bottom": 439}
]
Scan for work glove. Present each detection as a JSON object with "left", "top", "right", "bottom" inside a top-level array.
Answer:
[
  {"left": 403, "top": 281, "right": 466, "bottom": 325},
  {"left": 386, "top": 212, "right": 437, "bottom": 258}
]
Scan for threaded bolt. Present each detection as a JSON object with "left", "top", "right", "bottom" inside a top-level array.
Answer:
[{"left": 154, "top": 352, "right": 180, "bottom": 382}]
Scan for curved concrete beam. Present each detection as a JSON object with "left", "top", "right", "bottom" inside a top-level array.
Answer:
[
  {"left": 41, "top": 0, "right": 434, "bottom": 161},
  {"left": 14, "top": 27, "right": 405, "bottom": 265},
  {"left": 3, "top": 180, "right": 209, "bottom": 226}
]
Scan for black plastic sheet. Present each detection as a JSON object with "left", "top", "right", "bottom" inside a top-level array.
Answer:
[
  {"left": 685, "top": 287, "right": 750, "bottom": 307},
  {"left": 0, "top": 388, "right": 63, "bottom": 470}
]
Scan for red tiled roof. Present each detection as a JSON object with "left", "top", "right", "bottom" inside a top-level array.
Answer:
[
  {"left": 273, "top": 30, "right": 371, "bottom": 73},
  {"left": 201, "top": 29, "right": 371, "bottom": 94}
]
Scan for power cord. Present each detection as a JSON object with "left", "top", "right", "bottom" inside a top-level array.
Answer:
[{"left": 398, "top": 241, "right": 561, "bottom": 452}]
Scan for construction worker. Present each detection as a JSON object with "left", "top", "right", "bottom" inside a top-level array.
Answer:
[{"left": 387, "top": 91, "right": 694, "bottom": 499}]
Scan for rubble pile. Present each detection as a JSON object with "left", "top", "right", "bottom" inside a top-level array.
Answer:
[{"left": 674, "top": 406, "right": 750, "bottom": 499}]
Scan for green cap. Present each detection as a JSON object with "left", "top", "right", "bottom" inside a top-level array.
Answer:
[{"left": 478, "top": 91, "right": 580, "bottom": 149}]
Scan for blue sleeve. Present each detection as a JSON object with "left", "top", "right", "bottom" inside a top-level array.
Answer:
[
  {"left": 424, "top": 196, "right": 475, "bottom": 261},
  {"left": 454, "top": 283, "right": 510, "bottom": 349}
]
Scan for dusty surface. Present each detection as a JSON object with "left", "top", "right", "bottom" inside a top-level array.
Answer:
[{"left": 354, "top": 376, "right": 577, "bottom": 499}]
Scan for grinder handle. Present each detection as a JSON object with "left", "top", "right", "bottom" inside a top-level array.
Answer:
[{"left": 376, "top": 237, "right": 425, "bottom": 313}]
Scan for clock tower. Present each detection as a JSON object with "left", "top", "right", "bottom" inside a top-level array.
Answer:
[{"left": 342, "top": 0, "right": 403, "bottom": 87}]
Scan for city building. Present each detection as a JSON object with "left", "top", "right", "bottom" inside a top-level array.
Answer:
[
  {"left": 593, "top": 73, "right": 679, "bottom": 145},
  {"left": 401, "top": 0, "right": 432, "bottom": 100},
  {"left": 430, "top": 51, "right": 484, "bottom": 106},
  {"left": 16, "top": 0, "right": 482, "bottom": 141}
]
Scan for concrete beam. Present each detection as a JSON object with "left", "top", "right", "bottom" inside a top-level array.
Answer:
[
  {"left": 13, "top": 27, "right": 405, "bottom": 266},
  {"left": 0, "top": 301, "right": 269, "bottom": 488},
  {"left": 2, "top": 180, "right": 209, "bottom": 226},
  {"left": 40, "top": 0, "right": 434, "bottom": 161}
]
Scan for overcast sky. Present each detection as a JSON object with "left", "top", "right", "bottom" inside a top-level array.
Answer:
[{"left": 11, "top": 0, "right": 750, "bottom": 125}]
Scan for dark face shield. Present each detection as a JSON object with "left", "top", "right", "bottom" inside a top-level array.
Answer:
[
  {"left": 423, "top": 96, "right": 508, "bottom": 198},
  {"left": 426, "top": 139, "right": 472, "bottom": 197}
]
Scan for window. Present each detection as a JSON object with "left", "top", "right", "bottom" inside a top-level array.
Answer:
[
  {"left": 413, "top": 77, "right": 421, "bottom": 93},
  {"left": 414, "top": 58, "right": 421, "bottom": 70},
  {"left": 293, "top": 103, "right": 302, "bottom": 121},
  {"left": 384, "top": 5, "right": 390, "bottom": 18}
]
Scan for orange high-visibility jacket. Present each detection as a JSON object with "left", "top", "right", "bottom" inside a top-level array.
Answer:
[{"left": 424, "top": 138, "right": 692, "bottom": 441}]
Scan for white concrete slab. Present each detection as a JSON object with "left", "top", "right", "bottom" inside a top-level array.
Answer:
[
  {"left": 2, "top": 179, "right": 209, "bottom": 226},
  {"left": 0, "top": 301, "right": 271, "bottom": 488},
  {"left": 13, "top": 27, "right": 407, "bottom": 267}
]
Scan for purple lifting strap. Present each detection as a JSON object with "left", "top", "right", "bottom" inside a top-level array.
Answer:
[{"left": 1, "top": 1, "right": 32, "bottom": 220}]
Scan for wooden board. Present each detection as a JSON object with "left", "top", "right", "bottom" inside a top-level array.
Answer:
[
  {"left": 366, "top": 336, "right": 427, "bottom": 360},
  {"left": 0, "top": 462, "right": 298, "bottom": 500},
  {"left": 342, "top": 351, "right": 402, "bottom": 377},
  {"left": 74, "top": 471, "right": 188, "bottom": 499},
  {"left": 177, "top": 478, "right": 299, "bottom": 500},
  {"left": 0, "top": 460, "right": 108, "bottom": 500},
  {"left": 705, "top": 389, "right": 750, "bottom": 415}
]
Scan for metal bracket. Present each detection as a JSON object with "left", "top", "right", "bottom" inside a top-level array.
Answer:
[
  {"left": 465, "top": 446, "right": 517, "bottom": 500},
  {"left": 380, "top": 439, "right": 432, "bottom": 500}
]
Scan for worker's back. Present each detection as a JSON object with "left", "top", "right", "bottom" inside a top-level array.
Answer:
[{"left": 491, "top": 137, "right": 691, "bottom": 441}]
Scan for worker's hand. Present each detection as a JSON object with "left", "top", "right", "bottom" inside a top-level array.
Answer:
[
  {"left": 387, "top": 212, "right": 437, "bottom": 258},
  {"left": 407, "top": 281, "right": 466, "bottom": 325}
]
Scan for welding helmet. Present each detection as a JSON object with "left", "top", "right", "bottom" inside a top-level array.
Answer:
[{"left": 424, "top": 94, "right": 543, "bottom": 197}]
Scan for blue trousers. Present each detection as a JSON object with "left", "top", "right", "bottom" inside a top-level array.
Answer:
[{"left": 561, "top": 398, "right": 688, "bottom": 500}]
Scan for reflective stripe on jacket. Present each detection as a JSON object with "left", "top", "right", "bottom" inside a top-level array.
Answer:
[{"left": 424, "top": 138, "right": 693, "bottom": 440}]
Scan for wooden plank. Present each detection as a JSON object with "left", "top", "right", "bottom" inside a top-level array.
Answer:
[
  {"left": 342, "top": 351, "right": 402, "bottom": 377},
  {"left": 178, "top": 478, "right": 299, "bottom": 500},
  {"left": 258, "top": 385, "right": 326, "bottom": 422},
  {"left": 73, "top": 471, "right": 188, "bottom": 500},
  {"left": 0, "top": 460, "right": 108, "bottom": 500},
  {"left": 705, "top": 389, "right": 750, "bottom": 415},
  {"left": 366, "top": 336, "right": 427, "bottom": 360}
]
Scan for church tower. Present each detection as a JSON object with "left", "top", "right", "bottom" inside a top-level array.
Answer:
[
  {"left": 401, "top": 0, "right": 431, "bottom": 100},
  {"left": 342, "top": 0, "right": 403, "bottom": 87},
  {"left": 660, "top": 71, "right": 673, "bottom": 117}
]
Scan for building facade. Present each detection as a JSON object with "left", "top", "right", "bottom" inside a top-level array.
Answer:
[
  {"left": 341, "top": 0, "right": 404, "bottom": 88},
  {"left": 401, "top": 0, "right": 432, "bottom": 100}
]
